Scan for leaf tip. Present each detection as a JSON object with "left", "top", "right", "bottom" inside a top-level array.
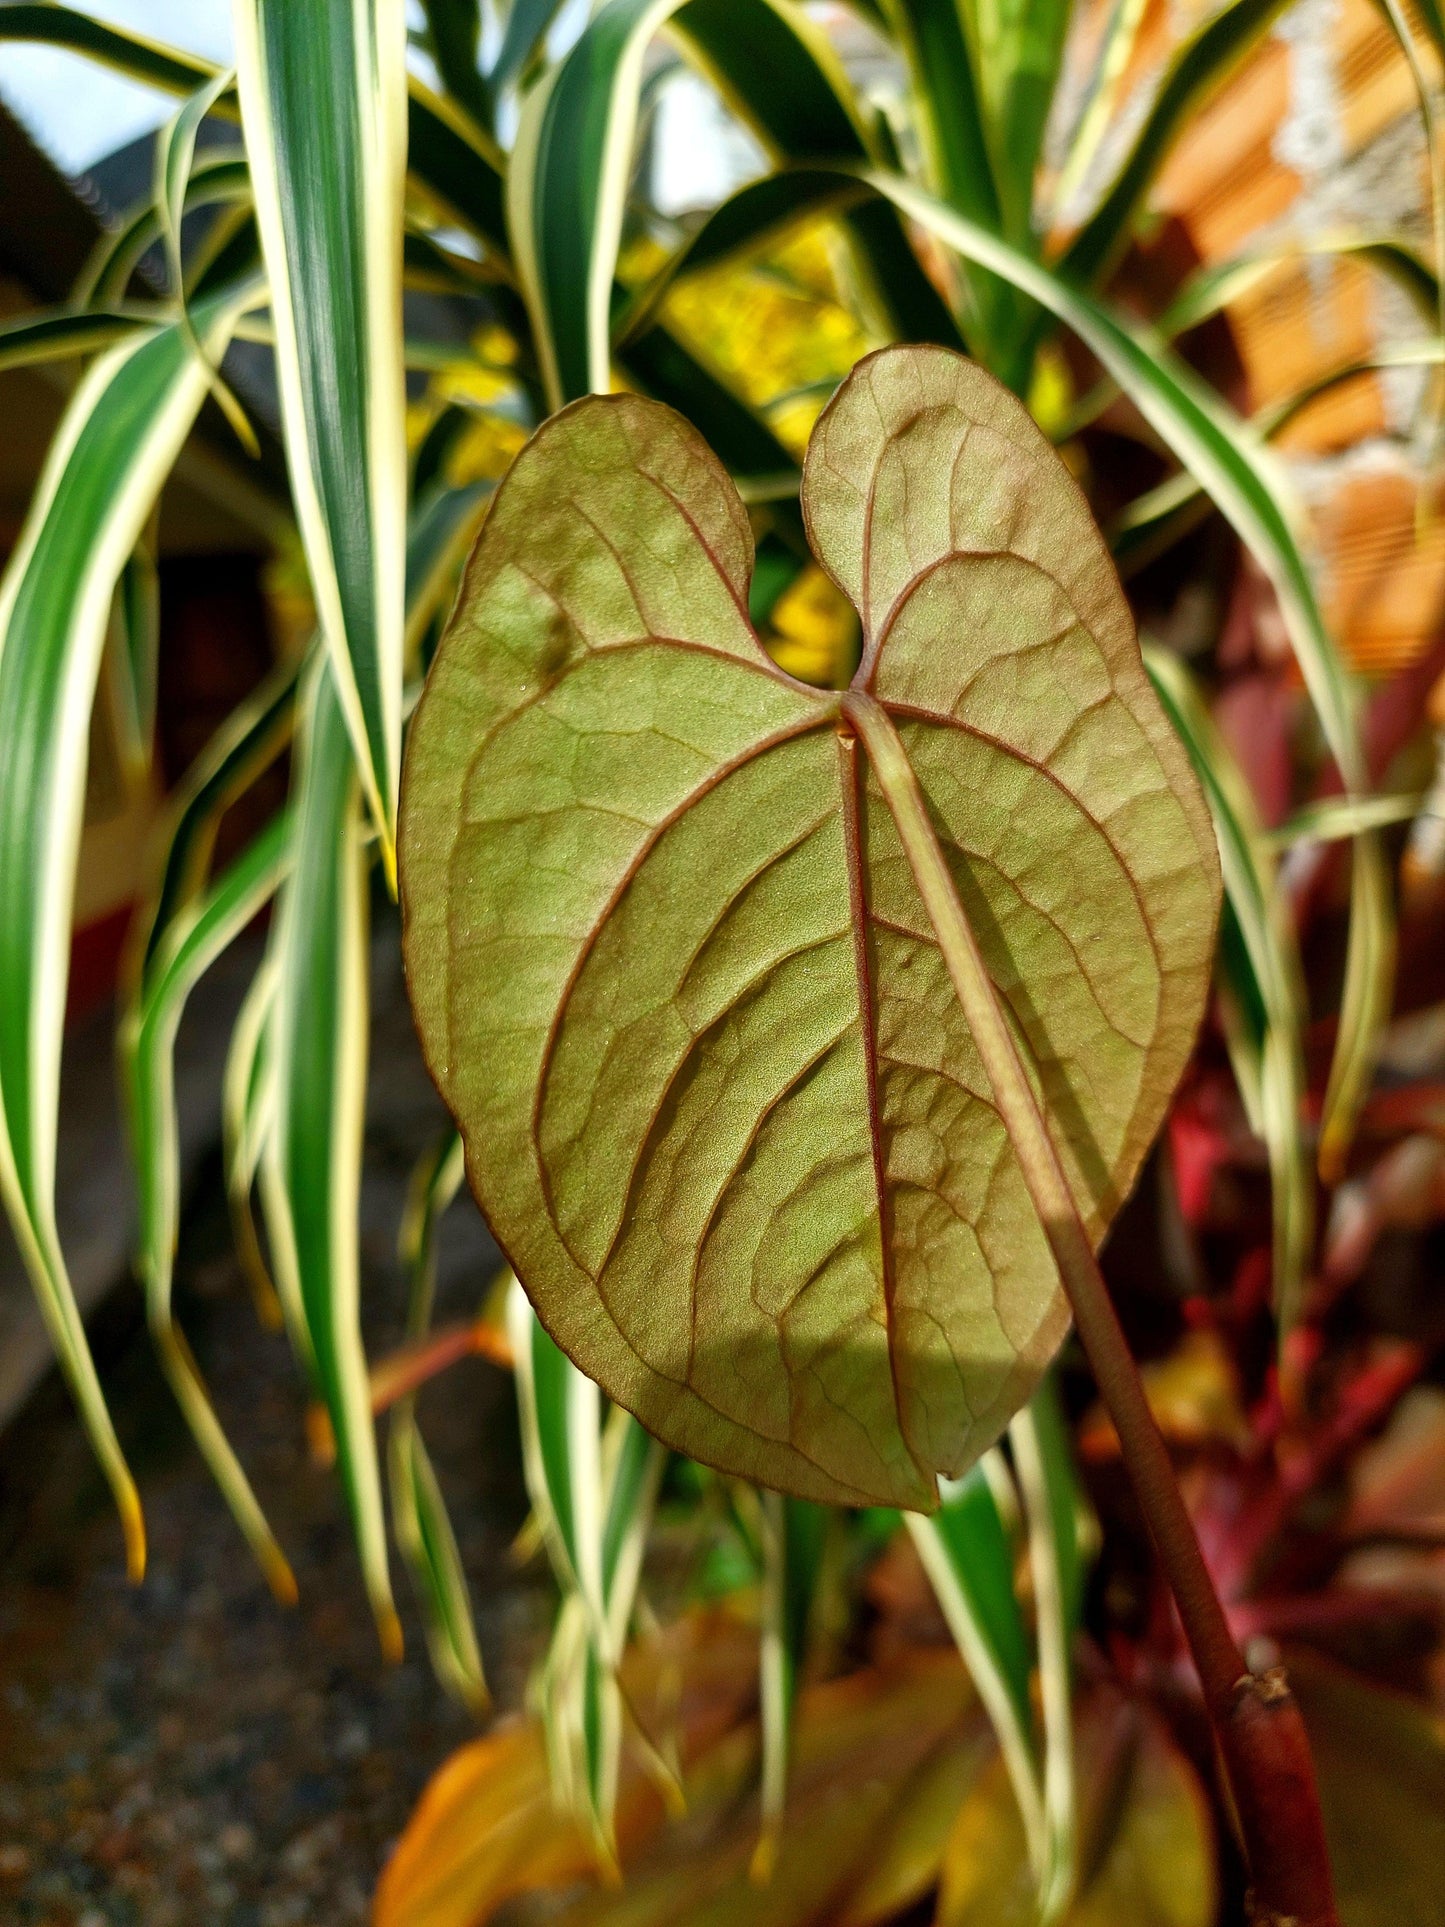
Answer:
[
  {"left": 378, "top": 1603, "right": 406, "bottom": 1666},
  {"left": 749, "top": 1822, "right": 780, "bottom": 1887},
  {"left": 264, "top": 1544, "right": 300, "bottom": 1608},
  {"left": 378, "top": 822, "right": 399, "bottom": 902},
  {"left": 120, "top": 1479, "right": 147, "bottom": 1584},
  {"left": 1316, "top": 1119, "right": 1351, "bottom": 1188}
]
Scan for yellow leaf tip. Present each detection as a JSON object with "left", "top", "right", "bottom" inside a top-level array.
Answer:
[
  {"left": 378, "top": 1604, "right": 405, "bottom": 1665},
  {"left": 1316, "top": 1131, "right": 1349, "bottom": 1187},
  {"left": 120, "top": 1485, "right": 147, "bottom": 1584},
  {"left": 265, "top": 1548, "right": 300, "bottom": 1608},
  {"left": 379, "top": 827, "right": 399, "bottom": 901},
  {"left": 749, "top": 1825, "right": 780, "bottom": 1887}
]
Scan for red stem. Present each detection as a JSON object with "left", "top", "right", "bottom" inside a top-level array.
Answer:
[{"left": 850, "top": 693, "right": 1339, "bottom": 1926}]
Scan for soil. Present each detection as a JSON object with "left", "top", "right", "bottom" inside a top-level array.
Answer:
[{"left": 0, "top": 923, "right": 551, "bottom": 1925}]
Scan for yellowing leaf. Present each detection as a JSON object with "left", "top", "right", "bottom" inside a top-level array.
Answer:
[
  {"left": 378, "top": 1610, "right": 987, "bottom": 1927},
  {"left": 936, "top": 1691, "right": 1217, "bottom": 1927},
  {"left": 399, "top": 344, "right": 1219, "bottom": 1509},
  {"left": 1290, "top": 1650, "right": 1445, "bottom": 1927},
  {"left": 553, "top": 1653, "right": 986, "bottom": 1927},
  {"left": 373, "top": 1609, "right": 760, "bottom": 1927}
]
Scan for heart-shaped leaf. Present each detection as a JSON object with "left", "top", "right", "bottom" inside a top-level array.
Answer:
[{"left": 400, "top": 344, "right": 1219, "bottom": 1509}]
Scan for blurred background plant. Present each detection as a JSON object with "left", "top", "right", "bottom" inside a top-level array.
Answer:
[{"left": 1, "top": 0, "right": 1444, "bottom": 1921}]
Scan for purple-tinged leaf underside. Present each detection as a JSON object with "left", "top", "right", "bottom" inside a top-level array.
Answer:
[{"left": 400, "top": 345, "right": 1220, "bottom": 1509}]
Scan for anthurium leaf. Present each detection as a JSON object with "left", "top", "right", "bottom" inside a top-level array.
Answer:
[{"left": 400, "top": 342, "right": 1219, "bottom": 1511}]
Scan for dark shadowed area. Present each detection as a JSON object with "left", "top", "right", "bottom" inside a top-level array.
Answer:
[{"left": 0, "top": 919, "right": 546, "bottom": 1926}]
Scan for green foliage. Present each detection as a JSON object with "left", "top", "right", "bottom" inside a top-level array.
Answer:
[
  {"left": 400, "top": 348, "right": 1218, "bottom": 1509},
  {"left": 233, "top": 0, "right": 410, "bottom": 871},
  {"left": 0, "top": 0, "right": 1432, "bottom": 1911}
]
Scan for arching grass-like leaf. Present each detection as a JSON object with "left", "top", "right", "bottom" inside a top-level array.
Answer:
[
  {"left": 77, "top": 157, "right": 254, "bottom": 309},
  {"left": 508, "top": 0, "right": 957, "bottom": 410},
  {"left": 491, "top": 0, "right": 571, "bottom": 95},
  {"left": 391, "top": 1131, "right": 488, "bottom": 1712},
  {"left": 420, "top": 0, "right": 491, "bottom": 131},
  {"left": 508, "top": 1281, "right": 668, "bottom": 1867},
  {"left": 154, "top": 68, "right": 260, "bottom": 459},
  {"left": 1059, "top": 0, "right": 1292, "bottom": 289},
  {"left": 127, "top": 653, "right": 299, "bottom": 986},
  {"left": 754, "top": 1488, "right": 828, "bottom": 1879},
  {"left": 666, "top": 0, "right": 960, "bottom": 347},
  {"left": 260, "top": 659, "right": 399, "bottom": 1656},
  {"left": 0, "top": 308, "right": 156, "bottom": 374},
  {"left": 1009, "top": 1385, "right": 1081, "bottom": 1915},
  {"left": 105, "top": 530, "right": 161, "bottom": 786},
  {"left": 233, "top": 0, "right": 409, "bottom": 875},
  {"left": 221, "top": 955, "right": 285, "bottom": 1334},
  {"left": 399, "top": 345, "right": 1219, "bottom": 1509},
  {"left": 0, "top": 2, "right": 214, "bottom": 93},
  {"left": 1146, "top": 646, "right": 1313, "bottom": 1331},
  {"left": 964, "top": 0, "right": 1071, "bottom": 250},
  {"left": 908, "top": 1459, "right": 1045, "bottom": 1873},
  {"left": 118, "top": 812, "right": 296, "bottom": 1603},
  {"left": 882, "top": 0, "right": 1013, "bottom": 362},
  {"left": 0, "top": 7, "right": 509, "bottom": 268},
  {"left": 0, "top": 278, "right": 257, "bottom": 1580}
]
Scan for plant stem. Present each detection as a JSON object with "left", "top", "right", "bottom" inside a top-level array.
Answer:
[{"left": 848, "top": 692, "right": 1339, "bottom": 1927}]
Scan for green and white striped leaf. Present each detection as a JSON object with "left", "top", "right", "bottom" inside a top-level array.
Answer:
[
  {"left": 402, "top": 479, "right": 493, "bottom": 668},
  {"left": 509, "top": 0, "right": 960, "bottom": 408},
  {"left": 391, "top": 1131, "right": 488, "bottom": 1712},
  {"left": 119, "top": 811, "right": 296, "bottom": 1603},
  {"left": 1009, "top": 1381, "right": 1084, "bottom": 1917},
  {"left": 908, "top": 1455, "right": 1045, "bottom": 1877},
  {"left": 405, "top": 78, "right": 509, "bottom": 255},
  {"left": 882, "top": 0, "right": 1015, "bottom": 360},
  {"left": 0, "top": 277, "right": 257, "bottom": 1580},
  {"left": 491, "top": 0, "right": 570, "bottom": 94},
  {"left": 1059, "top": 232, "right": 1438, "bottom": 442},
  {"left": 1107, "top": 342, "right": 1445, "bottom": 575},
  {"left": 129, "top": 653, "right": 299, "bottom": 986},
  {"left": 754, "top": 1488, "right": 828, "bottom": 1881},
  {"left": 420, "top": 0, "right": 491, "bottom": 130},
  {"left": 221, "top": 954, "right": 285, "bottom": 1334},
  {"left": 508, "top": 1282, "right": 612, "bottom": 1855},
  {"left": 0, "top": 307, "right": 155, "bottom": 375},
  {"left": 962, "top": 0, "right": 1071, "bottom": 247},
  {"left": 667, "top": 0, "right": 960, "bottom": 346},
  {"left": 1265, "top": 790, "right": 1426, "bottom": 850},
  {"left": 1376, "top": 0, "right": 1445, "bottom": 409},
  {"left": 77, "top": 156, "right": 254, "bottom": 309},
  {"left": 155, "top": 66, "right": 260, "bottom": 458},
  {"left": 1050, "top": 0, "right": 1151, "bottom": 224},
  {"left": 259, "top": 659, "right": 399, "bottom": 1655},
  {"left": 506, "top": 0, "right": 672, "bottom": 406},
  {"left": 1060, "top": 0, "right": 1292, "bottom": 288},
  {"left": 1147, "top": 645, "right": 1313, "bottom": 1328},
  {"left": 0, "top": 4, "right": 509, "bottom": 267},
  {"left": 1160, "top": 232, "right": 1439, "bottom": 340},
  {"left": 104, "top": 531, "right": 161, "bottom": 786},
  {"left": 233, "top": 0, "right": 409, "bottom": 875},
  {"left": 508, "top": 1279, "right": 666, "bottom": 1865},
  {"left": 0, "top": 3, "right": 214, "bottom": 93}
]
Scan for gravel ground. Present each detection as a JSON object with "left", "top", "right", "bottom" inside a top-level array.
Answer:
[{"left": 0, "top": 922, "right": 551, "bottom": 1925}]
